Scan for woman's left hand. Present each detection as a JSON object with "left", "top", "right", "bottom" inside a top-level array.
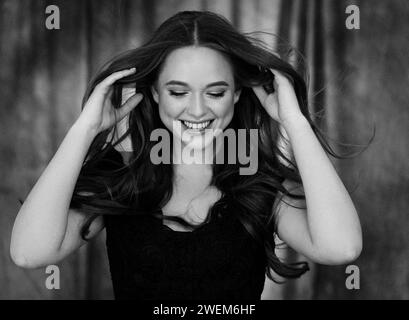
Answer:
[{"left": 252, "top": 69, "right": 305, "bottom": 126}]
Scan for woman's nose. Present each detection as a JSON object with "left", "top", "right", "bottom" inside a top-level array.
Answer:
[{"left": 186, "top": 94, "right": 207, "bottom": 119}]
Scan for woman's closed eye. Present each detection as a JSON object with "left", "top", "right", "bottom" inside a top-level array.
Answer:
[
  {"left": 169, "top": 90, "right": 187, "bottom": 97},
  {"left": 168, "top": 90, "right": 226, "bottom": 98},
  {"left": 207, "top": 91, "right": 225, "bottom": 98}
]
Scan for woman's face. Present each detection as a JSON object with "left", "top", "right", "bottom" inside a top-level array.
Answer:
[{"left": 151, "top": 46, "right": 241, "bottom": 150}]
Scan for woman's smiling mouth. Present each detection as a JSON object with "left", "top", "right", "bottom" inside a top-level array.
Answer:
[{"left": 180, "top": 119, "right": 214, "bottom": 131}]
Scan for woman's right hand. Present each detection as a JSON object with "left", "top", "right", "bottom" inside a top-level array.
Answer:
[{"left": 76, "top": 68, "right": 143, "bottom": 135}]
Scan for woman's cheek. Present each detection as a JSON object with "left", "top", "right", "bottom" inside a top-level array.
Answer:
[
  {"left": 210, "top": 96, "right": 235, "bottom": 117},
  {"left": 159, "top": 96, "right": 182, "bottom": 117}
]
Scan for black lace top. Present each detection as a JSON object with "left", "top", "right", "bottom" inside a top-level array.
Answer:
[{"left": 104, "top": 211, "right": 267, "bottom": 300}]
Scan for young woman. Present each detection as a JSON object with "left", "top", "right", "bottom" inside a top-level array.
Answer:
[{"left": 10, "top": 11, "right": 362, "bottom": 299}]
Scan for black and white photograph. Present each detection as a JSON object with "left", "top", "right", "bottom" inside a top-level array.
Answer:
[{"left": 0, "top": 0, "right": 408, "bottom": 307}]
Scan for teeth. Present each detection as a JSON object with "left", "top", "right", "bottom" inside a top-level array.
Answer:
[{"left": 182, "top": 120, "right": 212, "bottom": 130}]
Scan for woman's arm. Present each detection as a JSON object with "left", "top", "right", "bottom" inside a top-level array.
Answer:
[
  {"left": 10, "top": 122, "right": 101, "bottom": 268},
  {"left": 276, "top": 118, "right": 362, "bottom": 264},
  {"left": 253, "top": 70, "right": 362, "bottom": 264},
  {"left": 10, "top": 68, "right": 142, "bottom": 268}
]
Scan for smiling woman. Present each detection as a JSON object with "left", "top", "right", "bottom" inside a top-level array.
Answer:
[
  {"left": 152, "top": 46, "right": 238, "bottom": 153},
  {"left": 10, "top": 10, "right": 362, "bottom": 300}
]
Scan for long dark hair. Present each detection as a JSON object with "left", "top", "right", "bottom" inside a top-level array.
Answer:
[{"left": 70, "top": 11, "right": 348, "bottom": 282}]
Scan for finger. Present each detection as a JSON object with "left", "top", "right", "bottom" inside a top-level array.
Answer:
[
  {"left": 269, "top": 68, "right": 294, "bottom": 86},
  {"left": 97, "top": 68, "right": 137, "bottom": 91},
  {"left": 101, "top": 86, "right": 114, "bottom": 109},
  {"left": 252, "top": 86, "right": 269, "bottom": 105},
  {"left": 116, "top": 93, "right": 144, "bottom": 120}
]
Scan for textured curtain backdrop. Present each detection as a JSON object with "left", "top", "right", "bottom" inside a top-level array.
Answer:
[{"left": 1, "top": 0, "right": 408, "bottom": 299}]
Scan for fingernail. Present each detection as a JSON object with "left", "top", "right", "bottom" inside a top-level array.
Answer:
[{"left": 129, "top": 67, "right": 136, "bottom": 72}]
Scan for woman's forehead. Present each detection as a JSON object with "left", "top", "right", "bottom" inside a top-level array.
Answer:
[{"left": 157, "top": 46, "right": 235, "bottom": 86}]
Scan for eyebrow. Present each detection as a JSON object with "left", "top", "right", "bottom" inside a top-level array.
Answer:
[{"left": 164, "top": 80, "right": 229, "bottom": 88}]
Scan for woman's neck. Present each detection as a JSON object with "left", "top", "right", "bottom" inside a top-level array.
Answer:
[{"left": 173, "top": 163, "right": 213, "bottom": 186}]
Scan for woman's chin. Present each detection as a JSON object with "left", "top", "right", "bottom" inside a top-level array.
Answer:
[{"left": 181, "top": 135, "right": 214, "bottom": 151}]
